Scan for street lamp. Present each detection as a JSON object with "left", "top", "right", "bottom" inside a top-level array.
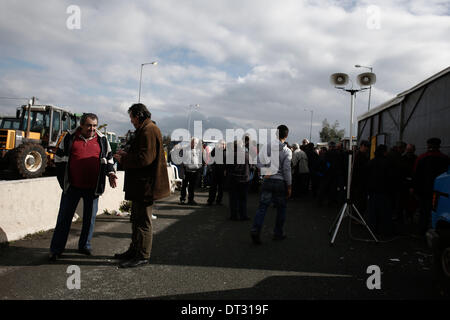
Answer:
[
  {"left": 304, "top": 108, "right": 314, "bottom": 142},
  {"left": 138, "top": 61, "right": 158, "bottom": 103},
  {"left": 355, "top": 64, "right": 373, "bottom": 111},
  {"left": 187, "top": 104, "right": 200, "bottom": 134}
]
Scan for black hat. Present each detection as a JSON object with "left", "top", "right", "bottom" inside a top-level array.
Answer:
[
  {"left": 360, "top": 140, "right": 370, "bottom": 147},
  {"left": 427, "top": 137, "right": 441, "bottom": 148}
]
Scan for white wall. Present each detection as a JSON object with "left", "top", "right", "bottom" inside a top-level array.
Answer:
[{"left": 0, "top": 171, "right": 125, "bottom": 243}]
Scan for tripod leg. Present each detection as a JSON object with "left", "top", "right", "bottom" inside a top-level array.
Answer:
[
  {"left": 330, "top": 203, "right": 347, "bottom": 245},
  {"left": 329, "top": 206, "right": 343, "bottom": 235},
  {"left": 352, "top": 204, "right": 379, "bottom": 242}
]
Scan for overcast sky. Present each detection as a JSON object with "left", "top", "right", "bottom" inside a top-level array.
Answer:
[{"left": 0, "top": 0, "right": 449, "bottom": 144}]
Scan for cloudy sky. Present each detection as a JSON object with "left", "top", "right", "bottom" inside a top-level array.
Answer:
[{"left": 0, "top": 0, "right": 449, "bottom": 144}]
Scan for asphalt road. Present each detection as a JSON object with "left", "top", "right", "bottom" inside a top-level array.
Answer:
[{"left": 0, "top": 188, "right": 448, "bottom": 301}]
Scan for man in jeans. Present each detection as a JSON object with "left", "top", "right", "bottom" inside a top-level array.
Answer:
[
  {"left": 49, "top": 113, "right": 117, "bottom": 261},
  {"left": 251, "top": 125, "right": 292, "bottom": 244}
]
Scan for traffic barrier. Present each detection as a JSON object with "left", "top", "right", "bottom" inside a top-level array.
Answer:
[{"left": 0, "top": 172, "right": 125, "bottom": 243}]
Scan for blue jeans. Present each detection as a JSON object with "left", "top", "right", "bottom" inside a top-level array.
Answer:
[
  {"left": 50, "top": 187, "right": 99, "bottom": 254},
  {"left": 251, "top": 179, "right": 287, "bottom": 237}
]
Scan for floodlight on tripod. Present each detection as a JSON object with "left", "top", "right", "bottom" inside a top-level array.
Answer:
[{"left": 328, "top": 71, "right": 378, "bottom": 246}]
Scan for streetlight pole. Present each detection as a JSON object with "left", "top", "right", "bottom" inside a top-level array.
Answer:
[
  {"left": 355, "top": 64, "right": 373, "bottom": 111},
  {"left": 304, "top": 108, "right": 313, "bottom": 142},
  {"left": 138, "top": 61, "right": 158, "bottom": 103},
  {"left": 187, "top": 104, "right": 200, "bottom": 134}
]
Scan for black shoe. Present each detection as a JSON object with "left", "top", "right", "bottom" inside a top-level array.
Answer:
[
  {"left": 114, "top": 250, "right": 135, "bottom": 260},
  {"left": 273, "top": 234, "right": 287, "bottom": 241},
  {"left": 251, "top": 232, "right": 262, "bottom": 245},
  {"left": 119, "top": 258, "right": 149, "bottom": 268},
  {"left": 78, "top": 248, "right": 92, "bottom": 255},
  {"left": 216, "top": 202, "right": 223, "bottom": 206},
  {"left": 48, "top": 252, "right": 62, "bottom": 261},
  {"left": 179, "top": 199, "right": 185, "bottom": 205},
  {"left": 187, "top": 200, "right": 198, "bottom": 205},
  {"left": 206, "top": 202, "right": 214, "bottom": 206}
]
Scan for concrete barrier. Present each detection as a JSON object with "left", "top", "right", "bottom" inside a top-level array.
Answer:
[{"left": 0, "top": 171, "right": 125, "bottom": 243}]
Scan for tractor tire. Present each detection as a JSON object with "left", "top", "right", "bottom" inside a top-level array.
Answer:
[{"left": 14, "top": 143, "right": 47, "bottom": 179}]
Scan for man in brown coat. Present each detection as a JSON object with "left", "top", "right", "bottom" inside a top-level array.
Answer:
[{"left": 114, "top": 103, "right": 170, "bottom": 268}]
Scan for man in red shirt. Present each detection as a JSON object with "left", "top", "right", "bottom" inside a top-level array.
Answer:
[{"left": 49, "top": 113, "right": 117, "bottom": 261}]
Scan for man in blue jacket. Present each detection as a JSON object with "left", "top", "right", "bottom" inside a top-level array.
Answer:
[{"left": 49, "top": 113, "right": 117, "bottom": 261}]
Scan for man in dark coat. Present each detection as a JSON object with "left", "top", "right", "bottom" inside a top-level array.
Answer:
[
  {"left": 207, "top": 140, "right": 226, "bottom": 205},
  {"left": 387, "top": 141, "right": 407, "bottom": 224},
  {"left": 351, "top": 140, "right": 370, "bottom": 215},
  {"left": 366, "top": 144, "right": 395, "bottom": 236},
  {"left": 413, "top": 138, "right": 449, "bottom": 235},
  {"left": 114, "top": 103, "right": 170, "bottom": 268},
  {"left": 400, "top": 144, "right": 417, "bottom": 223}
]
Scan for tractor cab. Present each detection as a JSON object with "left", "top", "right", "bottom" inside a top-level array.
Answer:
[{"left": 0, "top": 104, "right": 81, "bottom": 178}]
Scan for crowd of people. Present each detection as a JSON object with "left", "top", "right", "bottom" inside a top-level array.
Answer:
[
  {"left": 171, "top": 132, "right": 450, "bottom": 241},
  {"left": 46, "top": 104, "right": 449, "bottom": 268}
]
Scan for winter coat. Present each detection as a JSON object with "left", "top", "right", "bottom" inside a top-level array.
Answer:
[{"left": 121, "top": 118, "right": 170, "bottom": 203}]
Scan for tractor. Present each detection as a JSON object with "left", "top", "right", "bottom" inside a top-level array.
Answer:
[{"left": 0, "top": 99, "right": 81, "bottom": 178}]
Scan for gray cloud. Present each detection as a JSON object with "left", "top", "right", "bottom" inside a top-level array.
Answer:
[{"left": 0, "top": 0, "right": 449, "bottom": 145}]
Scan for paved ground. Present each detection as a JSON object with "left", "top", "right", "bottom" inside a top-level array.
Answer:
[{"left": 0, "top": 188, "right": 449, "bottom": 301}]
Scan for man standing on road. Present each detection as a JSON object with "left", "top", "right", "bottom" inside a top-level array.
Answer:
[
  {"left": 179, "top": 137, "right": 202, "bottom": 205},
  {"left": 251, "top": 125, "right": 292, "bottom": 244},
  {"left": 49, "top": 113, "right": 117, "bottom": 261},
  {"left": 114, "top": 103, "right": 170, "bottom": 268},
  {"left": 413, "top": 137, "right": 449, "bottom": 235}
]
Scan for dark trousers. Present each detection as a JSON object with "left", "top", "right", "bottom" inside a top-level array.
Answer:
[
  {"left": 418, "top": 193, "right": 432, "bottom": 235},
  {"left": 318, "top": 175, "right": 337, "bottom": 205},
  {"left": 181, "top": 170, "right": 200, "bottom": 202},
  {"left": 229, "top": 181, "right": 249, "bottom": 219},
  {"left": 50, "top": 187, "right": 98, "bottom": 254},
  {"left": 299, "top": 173, "right": 309, "bottom": 195},
  {"left": 208, "top": 170, "right": 224, "bottom": 204},
  {"left": 310, "top": 174, "right": 320, "bottom": 198},
  {"left": 128, "top": 201, "right": 153, "bottom": 259},
  {"left": 368, "top": 193, "right": 393, "bottom": 236}
]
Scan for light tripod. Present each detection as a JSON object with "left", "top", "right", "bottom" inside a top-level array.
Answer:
[{"left": 328, "top": 88, "right": 379, "bottom": 246}]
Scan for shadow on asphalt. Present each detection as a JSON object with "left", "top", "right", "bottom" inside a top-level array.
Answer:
[
  {"left": 140, "top": 275, "right": 424, "bottom": 300},
  {"left": 0, "top": 189, "right": 446, "bottom": 298}
]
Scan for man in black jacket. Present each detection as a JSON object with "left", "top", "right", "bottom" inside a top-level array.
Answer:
[
  {"left": 207, "top": 140, "right": 226, "bottom": 205},
  {"left": 351, "top": 140, "right": 370, "bottom": 215},
  {"left": 366, "top": 144, "right": 394, "bottom": 236},
  {"left": 49, "top": 113, "right": 117, "bottom": 261},
  {"left": 413, "top": 138, "right": 449, "bottom": 235}
]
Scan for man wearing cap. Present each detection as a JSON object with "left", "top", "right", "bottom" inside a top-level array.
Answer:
[{"left": 413, "top": 138, "right": 449, "bottom": 235}]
